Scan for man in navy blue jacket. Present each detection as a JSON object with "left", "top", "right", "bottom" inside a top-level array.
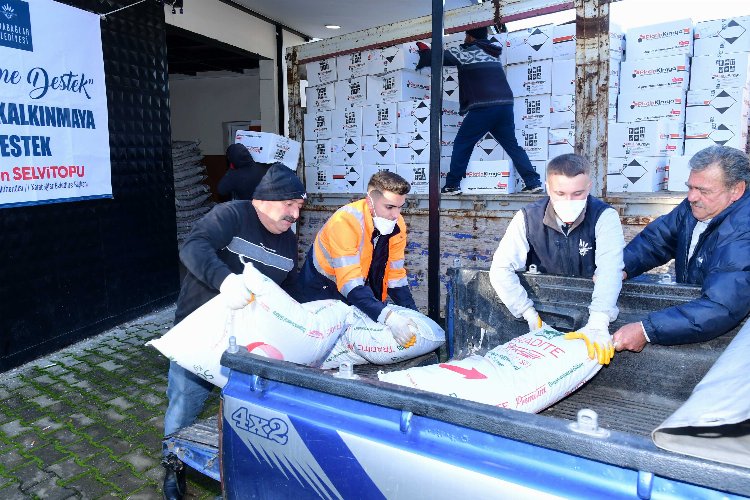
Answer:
[
  {"left": 416, "top": 26, "right": 543, "bottom": 195},
  {"left": 613, "top": 146, "right": 750, "bottom": 352}
]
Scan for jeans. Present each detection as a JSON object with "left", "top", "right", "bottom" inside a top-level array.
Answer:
[
  {"left": 163, "top": 361, "right": 214, "bottom": 455},
  {"left": 446, "top": 104, "right": 541, "bottom": 189}
]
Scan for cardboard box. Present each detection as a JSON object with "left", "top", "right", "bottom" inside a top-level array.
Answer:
[
  {"left": 304, "top": 165, "right": 335, "bottom": 193},
  {"left": 396, "top": 164, "right": 430, "bottom": 194},
  {"left": 336, "top": 51, "right": 371, "bottom": 80},
  {"left": 369, "top": 43, "right": 428, "bottom": 75},
  {"left": 689, "top": 53, "right": 750, "bottom": 91},
  {"left": 551, "top": 59, "right": 620, "bottom": 95},
  {"left": 619, "top": 55, "right": 691, "bottom": 92},
  {"left": 549, "top": 91, "right": 618, "bottom": 128},
  {"left": 363, "top": 102, "right": 398, "bottom": 136},
  {"left": 305, "top": 58, "right": 337, "bottom": 86},
  {"left": 460, "top": 160, "right": 516, "bottom": 194},
  {"left": 395, "top": 132, "right": 430, "bottom": 164},
  {"left": 666, "top": 155, "right": 691, "bottom": 192},
  {"left": 552, "top": 23, "right": 625, "bottom": 60},
  {"left": 305, "top": 83, "right": 336, "bottom": 110},
  {"left": 514, "top": 160, "right": 547, "bottom": 192},
  {"left": 684, "top": 122, "right": 749, "bottom": 156},
  {"left": 441, "top": 131, "right": 457, "bottom": 158},
  {"left": 514, "top": 94, "right": 551, "bottom": 129},
  {"left": 331, "top": 136, "right": 362, "bottom": 166},
  {"left": 362, "top": 164, "right": 397, "bottom": 187},
  {"left": 608, "top": 121, "right": 685, "bottom": 157},
  {"left": 693, "top": 16, "right": 750, "bottom": 57},
  {"left": 625, "top": 19, "right": 694, "bottom": 60},
  {"left": 686, "top": 87, "right": 750, "bottom": 125},
  {"left": 506, "top": 59, "right": 553, "bottom": 96},
  {"left": 334, "top": 77, "right": 368, "bottom": 107},
  {"left": 367, "top": 69, "right": 431, "bottom": 103},
  {"left": 302, "top": 139, "right": 332, "bottom": 166},
  {"left": 548, "top": 128, "right": 575, "bottom": 158},
  {"left": 303, "top": 109, "right": 332, "bottom": 141},
  {"left": 617, "top": 88, "right": 686, "bottom": 123},
  {"left": 607, "top": 156, "right": 668, "bottom": 192},
  {"left": 396, "top": 99, "right": 461, "bottom": 133},
  {"left": 235, "top": 131, "right": 301, "bottom": 169},
  {"left": 331, "top": 165, "right": 365, "bottom": 194},
  {"left": 469, "top": 132, "right": 505, "bottom": 162},
  {"left": 361, "top": 134, "right": 396, "bottom": 165},
  {"left": 514, "top": 128, "right": 549, "bottom": 161},
  {"left": 331, "top": 106, "right": 363, "bottom": 138},
  {"left": 443, "top": 68, "right": 460, "bottom": 102},
  {"left": 506, "top": 25, "right": 554, "bottom": 64}
]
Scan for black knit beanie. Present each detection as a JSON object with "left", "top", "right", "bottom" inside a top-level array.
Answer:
[
  {"left": 253, "top": 163, "right": 307, "bottom": 201},
  {"left": 466, "top": 26, "right": 489, "bottom": 40},
  {"left": 226, "top": 143, "right": 255, "bottom": 169}
]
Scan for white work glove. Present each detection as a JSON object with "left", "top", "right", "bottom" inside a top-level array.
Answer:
[
  {"left": 241, "top": 260, "right": 273, "bottom": 296},
  {"left": 565, "top": 311, "right": 614, "bottom": 365},
  {"left": 219, "top": 273, "right": 254, "bottom": 310},
  {"left": 522, "top": 307, "right": 547, "bottom": 333},
  {"left": 380, "top": 307, "right": 417, "bottom": 348}
]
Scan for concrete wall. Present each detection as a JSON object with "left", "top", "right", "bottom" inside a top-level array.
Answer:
[{"left": 169, "top": 71, "right": 261, "bottom": 155}]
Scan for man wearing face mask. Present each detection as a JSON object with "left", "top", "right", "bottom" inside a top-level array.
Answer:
[
  {"left": 489, "top": 154, "right": 625, "bottom": 364},
  {"left": 162, "top": 163, "right": 306, "bottom": 500},
  {"left": 297, "top": 171, "right": 418, "bottom": 347},
  {"left": 613, "top": 146, "right": 750, "bottom": 353}
]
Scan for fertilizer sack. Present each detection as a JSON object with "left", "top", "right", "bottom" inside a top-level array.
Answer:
[
  {"left": 320, "top": 305, "right": 445, "bottom": 369},
  {"left": 378, "top": 326, "right": 603, "bottom": 413},
  {"left": 148, "top": 263, "right": 350, "bottom": 387}
]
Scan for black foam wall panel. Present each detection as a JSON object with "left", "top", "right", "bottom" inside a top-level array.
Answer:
[{"left": 0, "top": 0, "right": 178, "bottom": 370}]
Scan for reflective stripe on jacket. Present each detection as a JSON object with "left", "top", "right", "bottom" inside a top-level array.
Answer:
[{"left": 309, "top": 198, "right": 409, "bottom": 301}]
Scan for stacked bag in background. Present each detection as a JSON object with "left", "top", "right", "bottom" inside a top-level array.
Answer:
[{"left": 172, "top": 140, "right": 215, "bottom": 248}]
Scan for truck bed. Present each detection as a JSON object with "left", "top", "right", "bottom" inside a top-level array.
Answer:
[{"left": 216, "top": 270, "right": 749, "bottom": 497}]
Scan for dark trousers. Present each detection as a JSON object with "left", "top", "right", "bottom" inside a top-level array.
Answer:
[{"left": 446, "top": 104, "right": 541, "bottom": 189}]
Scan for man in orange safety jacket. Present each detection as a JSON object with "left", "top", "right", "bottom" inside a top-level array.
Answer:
[{"left": 297, "top": 171, "right": 418, "bottom": 346}]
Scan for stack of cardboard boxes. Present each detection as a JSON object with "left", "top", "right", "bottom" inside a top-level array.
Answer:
[
  {"left": 303, "top": 43, "right": 462, "bottom": 195},
  {"left": 547, "top": 23, "right": 624, "bottom": 192},
  {"left": 606, "top": 19, "right": 692, "bottom": 192},
  {"left": 670, "top": 16, "right": 750, "bottom": 191},
  {"left": 302, "top": 17, "right": 750, "bottom": 197}
]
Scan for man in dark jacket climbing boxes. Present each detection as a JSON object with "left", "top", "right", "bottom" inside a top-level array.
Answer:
[
  {"left": 415, "top": 26, "right": 543, "bottom": 195},
  {"left": 613, "top": 146, "right": 750, "bottom": 352}
]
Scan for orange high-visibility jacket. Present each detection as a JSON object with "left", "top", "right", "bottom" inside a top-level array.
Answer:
[{"left": 311, "top": 198, "right": 409, "bottom": 301}]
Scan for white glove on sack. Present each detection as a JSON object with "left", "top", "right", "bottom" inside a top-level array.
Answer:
[
  {"left": 522, "top": 307, "right": 546, "bottom": 332},
  {"left": 381, "top": 307, "right": 417, "bottom": 348},
  {"left": 219, "top": 273, "right": 254, "bottom": 310},
  {"left": 574, "top": 311, "right": 614, "bottom": 365}
]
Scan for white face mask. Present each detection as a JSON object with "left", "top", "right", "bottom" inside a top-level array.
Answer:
[
  {"left": 369, "top": 195, "right": 398, "bottom": 235},
  {"left": 552, "top": 199, "right": 586, "bottom": 224}
]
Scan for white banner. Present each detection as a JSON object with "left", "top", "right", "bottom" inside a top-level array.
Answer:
[{"left": 0, "top": 0, "right": 111, "bottom": 208}]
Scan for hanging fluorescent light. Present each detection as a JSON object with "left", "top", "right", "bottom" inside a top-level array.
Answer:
[{"left": 325, "top": 25, "right": 341, "bottom": 30}]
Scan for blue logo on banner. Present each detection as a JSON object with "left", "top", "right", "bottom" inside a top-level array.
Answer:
[{"left": 0, "top": 1, "right": 33, "bottom": 52}]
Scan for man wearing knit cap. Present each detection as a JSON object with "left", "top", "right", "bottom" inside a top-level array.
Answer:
[
  {"left": 415, "top": 26, "right": 543, "bottom": 195},
  {"left": 161, "top": 162, "right": 306, "bottom": 500}
]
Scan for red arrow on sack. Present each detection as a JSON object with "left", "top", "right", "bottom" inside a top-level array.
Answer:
[{"left": 439, "top": 364, "right": 487, "bottom": 379}]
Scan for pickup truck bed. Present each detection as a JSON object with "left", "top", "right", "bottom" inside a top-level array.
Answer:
[{"left": 169, "top": 270, "right": 749, "bottom": 498}]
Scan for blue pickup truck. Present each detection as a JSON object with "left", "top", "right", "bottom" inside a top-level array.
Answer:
[{"left": 166, "top": 269, "right": 750, "bottom": 499}]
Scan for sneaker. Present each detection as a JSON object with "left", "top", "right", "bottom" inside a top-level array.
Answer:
[
  {"left": 162, "top": 454, "right": 186, "bottom": 500},
  {"left": 521, "top": 185, "right": 543, "bottom": 194},
  {"left": 441, "top": 185, "right": 462, "bottom": 195}
]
